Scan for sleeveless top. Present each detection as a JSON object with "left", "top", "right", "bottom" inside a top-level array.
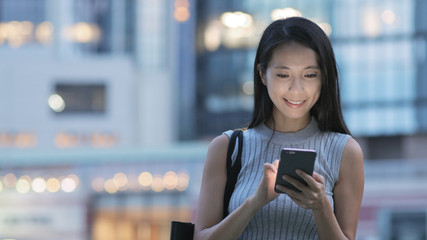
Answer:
[{"left": 223, "top": 118, "right": 350, "bottom": 240}]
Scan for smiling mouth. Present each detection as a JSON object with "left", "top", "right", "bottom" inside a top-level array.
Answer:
[{"left": 284, "top": 98, "right": 306, "bottom": 107}]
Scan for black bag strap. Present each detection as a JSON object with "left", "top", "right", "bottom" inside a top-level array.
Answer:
[{"left": 223, "top": 130, "right": 243, "bottom": 219}]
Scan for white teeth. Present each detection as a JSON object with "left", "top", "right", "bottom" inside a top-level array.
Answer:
[{"left": 287, "top": 99, "right": 304, "bottom": 104}]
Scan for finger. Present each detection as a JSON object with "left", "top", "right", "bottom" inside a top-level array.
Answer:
[
  {"left": 273, "top": 159, "right": 279, "bottom": 170},
  {"left": 295, "top": 169, "right": 316, "bottom": 185},
  {"left": 276, "top": 184, "right": 304, "bottom": 201},
  {"left": 283, "top": 175, "right": 305, "bottom": 191},
  {"left": 289, "top": 196, "right": 309, "bottom": 209},
  {"left": 263, "top": 162, "right": 277, "bottom": 174},
  {"left": 312, "top": 171, "right": 325, "bottom": 184}
]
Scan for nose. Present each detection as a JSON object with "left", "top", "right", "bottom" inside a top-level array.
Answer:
[{"left": 288, "top": 76, "right": 304, "bottom": 92}]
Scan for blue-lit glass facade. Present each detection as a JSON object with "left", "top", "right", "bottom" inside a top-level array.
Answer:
[{"left": 332, "top": 0, "right": 418, "bottom": 136}]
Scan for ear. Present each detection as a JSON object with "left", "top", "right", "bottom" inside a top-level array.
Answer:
[{"left": 257, "top": 64, "right": 266, "bottom": 85}]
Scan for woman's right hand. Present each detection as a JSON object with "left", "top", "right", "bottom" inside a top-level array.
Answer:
[{"left": 250, "top": 160, "right": 280, "bottom": 207}]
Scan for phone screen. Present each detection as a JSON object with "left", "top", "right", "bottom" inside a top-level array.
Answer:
[{"left": 274, "top": 148, "right": 317, "bottom": 193}]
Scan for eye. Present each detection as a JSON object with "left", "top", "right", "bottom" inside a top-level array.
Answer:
[
  {"left": 277, "top": 74, "right": 289, "bottom": 78},
  {"left": 304, "top": 73, "right": 318, "bottom": 78}
]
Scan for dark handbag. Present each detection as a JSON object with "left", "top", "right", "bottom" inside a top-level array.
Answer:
[{"left": 170, "top": 130, "right": 244, "bottom": 240}]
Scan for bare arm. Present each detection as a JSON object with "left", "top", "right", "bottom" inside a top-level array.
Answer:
[
  {"left": 309, "top": 137, "right": 364, "bottom": 240},
  {"left": 325, "top": 137, "right": 364, "bottom": 239},
  {"left": 194, "top": 134, "right": 279, "bottom": 240}
]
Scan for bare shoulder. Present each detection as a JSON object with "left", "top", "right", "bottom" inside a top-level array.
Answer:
[
  {"left": 195, "top": 134, "right": 231, "bottom": 230},
  {"left": 334, "top": 137, "right": 364, "bottom": 239},
  {"left": 208, "top": 134, "right": 230, "bottom": 154},
  {"left": 203, "top": 134, "right": 230, "bottom": 173},
  {"left": 342, "top": 137, "right": 363, "bottom": 164},
  {"left": 339, "top": 137, "right": 364, "bottom": 181}
]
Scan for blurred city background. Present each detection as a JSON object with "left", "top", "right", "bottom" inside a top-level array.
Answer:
[{"left": 0, "top": 0, "right": 426, "bottom": 239}]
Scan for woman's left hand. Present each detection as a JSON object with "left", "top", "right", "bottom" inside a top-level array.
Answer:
[{"left": 275, "top": 170, "right": 328, "bottom": 210}]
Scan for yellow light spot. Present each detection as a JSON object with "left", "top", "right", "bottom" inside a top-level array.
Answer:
[
  {"left": 46, "top": 178, "right": 60, "bottom": 193},
  {"left": 362, "top": 7, "right": 380, "bottom": 37},
  {"left": 114, "top": 172, "right": 128, "bottom": 191},
  {"left": 271, "top": 8, "right": 302, "bottom": 21},
  {"left": 104, "top": 178, "right": 118, "bottom": 194},
  {"left": 21, "top": 21, "right": 34, "bottom": 36},
  {"left": 67, "top": 174, "right": 80, "bottom": 187},
  {"left": 3, "top": 173, "right": 17, "bottom": 188},
  {"left": 151, "top": 175, "right": 164, "bottom": 192},
  {"left": 176, "top": 172, "right": 190, "bottom": 191},
  {"left": 242, "top": 81, "right": 254, "bottom": 95},
  {"left": 163, "top": 171, "right": 178, "bottom": 190},
  {"left": 16, "top": 178, "right": 31, "bottom": 194},
  {"left": 381, "top": 9, "right": 396, "bottom": 24},
  {"left": 317, "top": 22, "right": 332, "bottom": 36},
  {"left": 220, "top": 12, "right": 253, "bottom": 29},
  {"left": 138, "top": 172, "right": 152, "bottom": 189},
  {"left": 36, "top": 21, "right": 54, "bottom": 44},
  {"left": 91, "top": 177, "right": 105, "bottom": 192},
  {"left": 174, "top": 7, "right": 190, "bottom": 22},
  {"left": 175, "top": 0, "right": 189, "bottom": 8}
]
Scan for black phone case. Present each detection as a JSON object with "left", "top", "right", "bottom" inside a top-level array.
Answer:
[{"left": 274, "top": 148, "right": 317, "bottom": 193}]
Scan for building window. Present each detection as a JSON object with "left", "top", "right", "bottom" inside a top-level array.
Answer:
[
  {"left": 49, "top": 83, "right": 107, "bottom": 114},
  {"left": 384, "top": 210, "right": 427, "bottom": 240}
]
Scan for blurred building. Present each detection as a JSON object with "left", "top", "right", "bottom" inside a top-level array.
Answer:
[
  {"left": 0, "top": 0, "right": 195, "bottom": 148},
  {"left": 0, "top": 0, "right": 427, "bottom": 240},
  {"left": 0, "top": 0, "right": 200, "bottom": 239}
]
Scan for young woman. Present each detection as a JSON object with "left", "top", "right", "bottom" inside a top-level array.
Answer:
[{"left": 194, "top": 17, "right": 364, "bottom": 240}]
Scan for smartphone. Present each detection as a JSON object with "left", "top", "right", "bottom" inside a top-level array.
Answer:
[{"left": 274, "top": 148, "right": 317, "bottom": 193}]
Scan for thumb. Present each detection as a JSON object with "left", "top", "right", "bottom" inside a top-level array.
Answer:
[
  {"left": 273, "top": 159, "right": 279, "bottom": 170},
  {"left": 263, "top": 162, "right": 277, "bottom": 174}
]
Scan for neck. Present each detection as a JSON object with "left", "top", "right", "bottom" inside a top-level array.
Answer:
[{"left": 266, "top": 115, "right": 311, "bottom": 133}]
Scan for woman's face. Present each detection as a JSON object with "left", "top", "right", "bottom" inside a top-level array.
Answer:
[{"left": 259, "top": 41, "right": 321, "bottom": 130}]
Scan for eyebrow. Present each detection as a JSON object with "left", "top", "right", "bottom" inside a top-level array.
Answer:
[{"left": 273, "top": 65, "right": 320, "bottom": 70}]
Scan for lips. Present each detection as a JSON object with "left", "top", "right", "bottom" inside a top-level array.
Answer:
[{"left": 284, "top": 98, "right": 306, "bottom": 108}]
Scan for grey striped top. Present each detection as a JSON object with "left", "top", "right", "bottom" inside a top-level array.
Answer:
[{"left": 224, "top": 118, "right": 350, "bottom": 240}]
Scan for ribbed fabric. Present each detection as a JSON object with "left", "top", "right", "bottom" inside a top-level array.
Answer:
[{"left": 224, "top": 118, "right": 350, "bottom": 240}]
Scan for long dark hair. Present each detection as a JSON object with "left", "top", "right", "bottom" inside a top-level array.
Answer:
[{"left": 248, "top": 17, "right": 350, "bottom": 135}]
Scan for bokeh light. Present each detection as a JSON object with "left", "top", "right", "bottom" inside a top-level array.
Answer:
[
  {"left": 177, "top": 172, "right": 190, "bottom": 191},
  {"left": 381, "top": 9, "right": 396, "bottom": 24},
  {"left": 61, "top": 177, "right": 77, "bottom": 193},
  {"left": 3, "top": 173, "right": 17, "bottom": 188},
  {"left": 151, "top": 174, "right": 164, "bottom": 192},
  {"left": 48, "top": 94, "right": 66, "bottom": 112},
  {"left": 271, "top": 8, "right": 302, "bottom": 20},
  {"left": 163, "top": 171, "right": 178, "bottom": 190},
  {"left": 114, "top": 172, "right": 128, "bottom": 191},
  {"left": 138, "top": 172, "right": 153, "bottom": 189},
  {"left": 92, "top": 177, "right": 105, "bottom": 192},
  {"left": 220, "top": 11, "right": 253, "bottom": 28},
  {"left": 104, "top": 178, "right": 118, "bottom": 194},
  {"left": 46, "top": 178, "right": 61, "bottom": 193},
  {"left": 16, "top": 177, "right": 31, "bottom": 194},
  {"left": 32, "top": 177, "right": 47, "bottom": 193}
]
